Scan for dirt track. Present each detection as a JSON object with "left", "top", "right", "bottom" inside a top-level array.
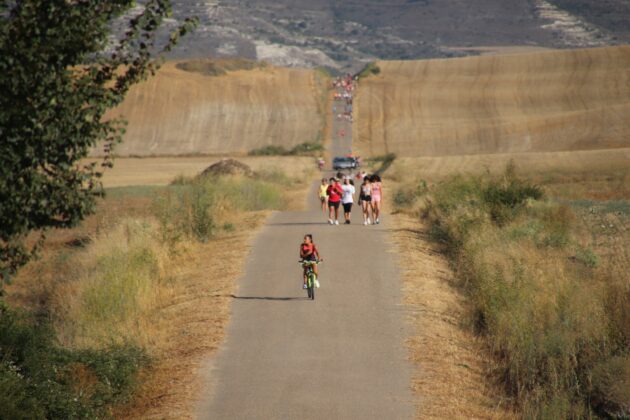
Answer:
[{"left": 355, "top": 45, "right": 630, "bottom": 157}]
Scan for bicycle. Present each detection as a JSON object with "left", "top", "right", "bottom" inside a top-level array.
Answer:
[{"left": 300, "top": 260, "right": 321, "bottom": 300}]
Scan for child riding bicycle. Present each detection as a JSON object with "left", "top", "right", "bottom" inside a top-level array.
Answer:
[{"left": 300, "top": 234, "right": 322, "bottom": 289}]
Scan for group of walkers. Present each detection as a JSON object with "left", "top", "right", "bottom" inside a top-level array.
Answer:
[{"left": 318, "top": 173, "right": 383, "bottom": 226}]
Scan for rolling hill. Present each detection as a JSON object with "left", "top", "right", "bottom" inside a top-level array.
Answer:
[
  {"left": 354, "top": 45, "right": 630, "bottom": 157},
  {"left": 150, "top": 1, "right": 630, "bottom": 72},
  {"left": 101, "top": 60, "right": 327, "bottom": 157}
]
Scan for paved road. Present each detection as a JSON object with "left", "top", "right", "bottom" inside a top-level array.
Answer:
[
  {"left": 330, "top": 98, "right": 353, "bottom": 159},
  {"left": 196, "top": 88, "right": 413, "bottom": 419}
]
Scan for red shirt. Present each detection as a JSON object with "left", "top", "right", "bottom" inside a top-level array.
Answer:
[
  {"left": 301, "top": 243, "right": 319, "bottom": 258},
  {"left": 326, "top": 183, "right": 343, "bottom": 202}
]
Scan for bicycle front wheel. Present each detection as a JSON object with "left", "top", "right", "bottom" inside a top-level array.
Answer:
[{"left": 308, "top": 273, "right": 316, "bottom": 300}]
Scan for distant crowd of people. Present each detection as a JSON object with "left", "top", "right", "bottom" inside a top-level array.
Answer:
[
  {"left": 332, "top": 73, "right": 356, "bottom": 123},
  {"left": 318, "top": 172, "right": 383, "bottom": 226}
]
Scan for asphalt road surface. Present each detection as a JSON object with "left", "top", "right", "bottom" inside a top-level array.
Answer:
[{"left": 196, "top": 88, "right": 413, "bottom": 419}]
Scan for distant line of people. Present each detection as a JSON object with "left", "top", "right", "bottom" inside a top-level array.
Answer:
[{"left": 333, "top": 73, "right": 356, "bottom": 123}]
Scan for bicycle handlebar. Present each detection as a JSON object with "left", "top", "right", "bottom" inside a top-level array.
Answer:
[{"left": 299, "top": 260, "right": 322, "bottom": 264}]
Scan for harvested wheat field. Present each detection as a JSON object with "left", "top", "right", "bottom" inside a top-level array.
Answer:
[
  {"left": 101, "top": 59, "right": 327, "bottom": 157},
  {"left": 386, "top": 148, "right": 630, "bottom": 182},
  {"left": 355, "top": 45, "right": 630, "bottom": 157}
]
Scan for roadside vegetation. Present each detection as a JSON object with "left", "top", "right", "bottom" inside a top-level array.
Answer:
[
  {"left": 357, "top": 62, "right": 381, "bottom": 79},
  {"left": 5, "top": 164, "right": 309, "bottom": 418},
  {"left": 393, "top": 163, "right": 630, "bottom": 418},
  {"left": 0, "top": 305, "right": 147, "bottom": 419},
  {"left": 248, "top": 141, "right": 324, "bottom": 156},
  {"left": 175, "top": 58, "right": 267, "bottom": 77},
  {"left": 0, "top": 1, "right": 198, "bottom": 418}
]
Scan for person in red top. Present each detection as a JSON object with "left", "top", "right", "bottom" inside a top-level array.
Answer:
[
  {"left": 326, "top": 177, "right": 343, "bottom": 225},
  {"left": 300, "top": 234, "right": 322, "bottom": 288}
]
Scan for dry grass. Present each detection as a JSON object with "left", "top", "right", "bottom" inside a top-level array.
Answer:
[
  {"left": 102, "top": 61, "right": 328, "bottom": 156},
  {"left": 355, "top": 45, "right": 630, "bottom": 157},
  {"left": 117, "top": 212, "right": 266, "bottom": 419},
  {"left": 390, "top": 213, "right": 514, "bottom": 419}
]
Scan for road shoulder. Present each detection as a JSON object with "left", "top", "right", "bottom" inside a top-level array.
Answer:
[{"left": 389, "top": 213, "right": 514, "bottom": 419}]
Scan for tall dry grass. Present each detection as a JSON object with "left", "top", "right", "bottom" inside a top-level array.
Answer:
[
  {"left": 396, "top": 164, "right": 630, "bottom": 418},
  {"left": 48, "top": 219, "right": 179, "bottom": 349},
  {"left": 30, "top": 174, "right": 291, "bottom": 350}
]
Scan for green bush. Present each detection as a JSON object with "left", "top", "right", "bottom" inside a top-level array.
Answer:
[
  {"left": 0, "top": 305, "right": 147, "bottom": 419},
  {"left": 154, "top": 174, "right": 285, "bottom": 243},
  {"left": 393, "top": 188, "right": 416, "bottom": 209},
  {"left": 289, "top": 142, "right": 324, "bottom": 155},
  {"left": 152, "top": 184, "right": 215, "bottom": 244},
  {"left": 84, "top": 247, "right": 159, "bottom": 325},
  {"left": 152, "top": 192, "right": 187, "bottom": 251},
  {"left": 175, "top": 59, "right": 264, "bottom": 76},
  {"left": 357, "top": 62, "right": 381, "bottom": 79},
  {"left": 248, "top": 145, "right": 288, "bottom": 156},
  {"left": 248, "top": 142, "right": 323, "bottom": 156},
  {"left": 482, "top": 165, "right": 543, "bottom": 224},
  {"left": 574, "top": 246, "right": 599, "bottom": 268},
  {"left": 189, "top": 183, "right": 215, "bottom": 242}
]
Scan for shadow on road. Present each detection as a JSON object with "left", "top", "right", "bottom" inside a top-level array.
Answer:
[
  {"left": 230, "top": 294, "right": 306, "bottom": 301},
  {"left": 268, "top": 222, "right": 328, "bottom": 226}
]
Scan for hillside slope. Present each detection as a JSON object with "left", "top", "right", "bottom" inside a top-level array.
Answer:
[
  {"left": 102, "top": 61, "right": 326, "bottom": 157},
  {"left": 355, "top": 45, "right": 630, "bottom": 157}
]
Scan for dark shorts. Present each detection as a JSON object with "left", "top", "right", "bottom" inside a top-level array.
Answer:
[
  {"left": 361, "top": 195, "right": 372, "bottom": 203},
  {"left": 343, "top": 202, "right": 353, "bottom": 213},
  {"left": 329, "top": 201, "right": 340, "bottom": 209}
]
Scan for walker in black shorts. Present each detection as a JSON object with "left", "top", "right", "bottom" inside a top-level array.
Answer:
[
  {"left": 329, "top": 201, "right": 340, "bottom": 209},
  {"left": 343, "top": 202, "right": 353, "bottom": 213}
]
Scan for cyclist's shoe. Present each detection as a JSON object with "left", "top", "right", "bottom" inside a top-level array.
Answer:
[
  {"left": 303, "top": 283, "right": 308, "bottom": 289},
  {"left": 315, "top": 280, "right": 320, "bottom": 288}
]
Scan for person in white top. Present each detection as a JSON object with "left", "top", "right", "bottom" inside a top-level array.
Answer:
[{"left": 341, "top": 177, "right": 355, "bottom": 224}]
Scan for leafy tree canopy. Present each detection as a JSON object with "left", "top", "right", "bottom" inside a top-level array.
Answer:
[{"left": 0, "top": 0, "right": 196, "bottom": 284}]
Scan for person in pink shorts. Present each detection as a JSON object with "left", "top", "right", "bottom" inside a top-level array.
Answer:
[{"left": 370, "top": 174, "right": 383, "bottom": 224}]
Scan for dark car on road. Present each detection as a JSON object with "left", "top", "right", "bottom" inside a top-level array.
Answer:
[{"left": 332, "top": 156, "right": 357, "bottom": 170}]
